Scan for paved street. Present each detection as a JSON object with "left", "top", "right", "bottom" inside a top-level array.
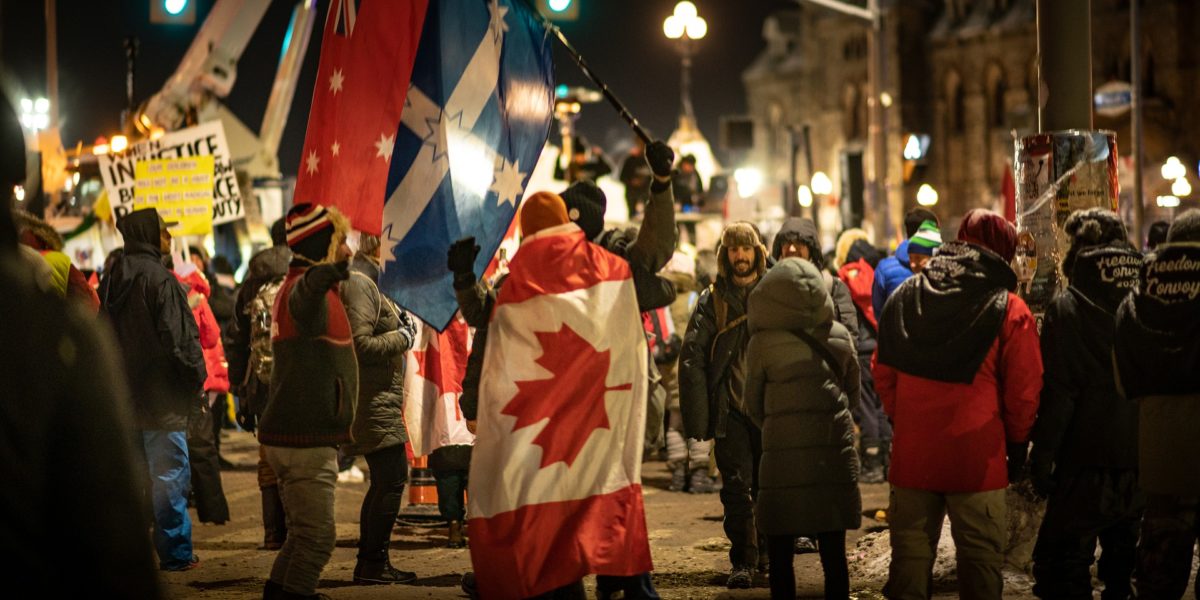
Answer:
[{"left": 160, "top": 431, "right": 1036, "bottom": 599}]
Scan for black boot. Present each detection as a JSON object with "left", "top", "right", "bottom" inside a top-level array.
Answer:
[
  {"left": 354, "top": 561, "right": 417, "bottom": 585},
  {"left": 260, "top": 485, "right": 287, "bottom": 550},
  {"left": 447, "top": 520, "right": 467, "bottom": 548},
  {"left": 860, "top": 445, "right": 885, "bottom": 484}
]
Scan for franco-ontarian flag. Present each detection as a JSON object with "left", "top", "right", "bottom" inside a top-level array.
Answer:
[{"left": 468, "top": 223, "right": 652, "bottom": 599}]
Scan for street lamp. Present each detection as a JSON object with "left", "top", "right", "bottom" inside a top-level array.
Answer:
[
  {"left": 663, "top": 1, "right": 707, "bottom": 122},
  {"left": 1172, "top": 177, "right": 1192, "bottom": 198},
  {"left": 797, "top": 184, "right": 813, "bottom": 208},
  {"left": 811, "top": 171, "right": 833, "bottom": 196},
  {"left": 1161, "top": 156, "right": 1186, "bottom": 180},
  {"left": 917, "top": 183, "right": 939, "bottom": 206},
  {"left": 734, "top": 167, "right": 763, "bottom": 199}
]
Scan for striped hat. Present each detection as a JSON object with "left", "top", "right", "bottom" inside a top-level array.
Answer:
[
  {"left": 286, "top": 203, "right": 334, "bottom": 247},
  {"left": 908, "top": 220, "right": 942, "bottom": 256}
]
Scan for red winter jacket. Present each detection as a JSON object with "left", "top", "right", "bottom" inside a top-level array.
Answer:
[
  {"left": 179, "top": 271, "right": 230, "bottom": 394},
  {"left": 874, "top": 292, "right": 1042, "bottom": 493}
]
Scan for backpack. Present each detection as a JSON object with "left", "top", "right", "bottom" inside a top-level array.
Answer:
[{"left": 247, "top": 277, "right": 283, "bottom": 384}]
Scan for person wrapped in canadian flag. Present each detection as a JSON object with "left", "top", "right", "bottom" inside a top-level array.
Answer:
[{"left": 467, "top": 191, "right": 655, "bottom": 599}]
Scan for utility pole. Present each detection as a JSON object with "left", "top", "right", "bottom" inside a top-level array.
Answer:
[
  {"left": 1036, "top": 0, "right": 1092, "bottom": 131},
  {"left": 1130, "top": 0, "right": 1145, "bottom": 245},
  {"left": 44, "top": 0, "right": 59, "bottom": 213}
]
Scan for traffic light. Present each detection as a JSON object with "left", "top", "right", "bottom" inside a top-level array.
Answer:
[
  {"left": 537, "top": 0, "right": 578, "bottom": 21},
  {"left": 150, "top": 0, "right": 195, "bottom": 25}
]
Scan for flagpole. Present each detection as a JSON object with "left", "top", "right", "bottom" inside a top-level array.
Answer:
[{"left": 520, "top": 0, "right": 652, "bottom": 145}]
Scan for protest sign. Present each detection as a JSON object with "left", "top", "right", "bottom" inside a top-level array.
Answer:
[
  {"left": 133, "top": 156, "right": 215, "bottom": 236},
  {"left": 98, "top": 121, "right": 243, "bottom": 225}
]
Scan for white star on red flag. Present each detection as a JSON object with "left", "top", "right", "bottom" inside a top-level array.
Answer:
[
  {"left": 331, "top": 141, "right": 341, "bottom": 157},
  {"left": 375, "top": 133, "right": 395, "bottom": 161},
  {"left": 305, "top": 151, "right": 320, "bottom": 175},
  {"left": 329, "top": 68, "right": 344, "bottom": 94}
]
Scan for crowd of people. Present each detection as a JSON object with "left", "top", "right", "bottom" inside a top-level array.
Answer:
[{"left": 4, "top": 75, "right": 1200, "bottom": 600}]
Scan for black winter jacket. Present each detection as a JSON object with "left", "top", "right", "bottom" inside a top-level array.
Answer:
[
  {"left": 1030, "top": 244, "right": 1142, "bottom": 476},
  {"left": 100, "top": 210, "right": 206, "bottom": 430},
  {"left": 679, "top": 276, "right": 756, "bottom": 440}
]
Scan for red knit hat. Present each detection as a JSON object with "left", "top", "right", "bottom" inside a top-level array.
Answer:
[
  {"left": 520, "top": 191, "right": 569, "bottom": 237},
  {"left": 957, "top": 208, "right": 1017, "bottom": 263}
]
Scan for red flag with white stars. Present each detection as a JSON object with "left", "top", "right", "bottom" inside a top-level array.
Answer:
[
  {"left": 469, "top": 222, "right": 652, "bottom": 599},
  {"left": 293, "top": 0, "right": 429, "bottom": 234},
  {"left": 404, "top": 315, "right": 475, "bottom": 457}
]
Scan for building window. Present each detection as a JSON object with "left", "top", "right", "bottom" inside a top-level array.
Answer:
[
  {"left": 946, "top": 70, "right": 965, "bottom": 135},
  {"left": 986, "top": 64, "right": 1007, "bottom": 129}
]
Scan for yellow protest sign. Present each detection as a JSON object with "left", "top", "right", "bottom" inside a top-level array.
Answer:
[{"left": 133, "top": 156, "right": 215, "bottom": 236}]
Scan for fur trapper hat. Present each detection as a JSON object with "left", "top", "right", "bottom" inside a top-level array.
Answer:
[{"left": 716, "top": 221, "right": 767, "bottom": 279}]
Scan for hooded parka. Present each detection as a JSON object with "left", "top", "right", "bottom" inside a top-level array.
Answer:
[
  {"left": 99, "top": 209, "right": 207, "bottom": 430},
  {"left": 744, "top": 258, "right": 862, "bottom": 535}
]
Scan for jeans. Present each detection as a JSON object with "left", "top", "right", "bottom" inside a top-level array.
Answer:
[
  {"left": 433, "top": 468, "right": 468, "bottom": 522},
  {"left": 141, "top": 429, "right": 194, "bottom": 569},
  {"left": 885, "top": 486, "right": 1006, "bottom": 600},
  {"left": 714, "top": 409, "right": 762, "bottom": 569},
  {"left": 358, "top": 444, "right": 408, "bottom": 566},
  {"left": 768, "top": 532, "right": 849, "bottom": 600},
  {"left": 265, "top": 445, "right": 338, "bottom": 596},
  {"left": 596, "top": 573, "right": 661, "bottom": 599}
]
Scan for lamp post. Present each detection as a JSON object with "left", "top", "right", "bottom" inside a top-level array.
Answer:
[
  {"left": 916, "top": 183, "right": 938, "bottom": 207},
  {"left": 663, "top": 1, "right": 707, "bottom": 123}
]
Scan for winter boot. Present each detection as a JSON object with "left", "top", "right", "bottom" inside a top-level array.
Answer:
[
  {"left": 447, "top": 520, "right": 467, "bottom": 548},
  {"left": 260, "top": 485, "right": 287, "bottom": 550},
  {"left": 794, "top": 536, "right": 818, "bottom": 554},
  {"left": 860, "top": 445, "right": 886, "bottom": 484},
  {"left": 668, "top": 464, "right": 687, "bottom": 492},
  {"left": 353, "top": 560, "right": 417, "bottom": 585},
  {"left": 688, "top": 468, "right": 720, "bottom": 494},
  {"left": 726, "top": 566, "right": 753, "bottom": 589}
]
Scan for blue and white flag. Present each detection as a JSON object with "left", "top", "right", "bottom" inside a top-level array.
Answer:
[{"left": 380, "top": 0, "right": 554, "bottom": 331}]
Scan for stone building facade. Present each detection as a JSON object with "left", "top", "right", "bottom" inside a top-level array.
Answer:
[{"left": 743, "top": 0, "right": 1200, "bottom": 243}]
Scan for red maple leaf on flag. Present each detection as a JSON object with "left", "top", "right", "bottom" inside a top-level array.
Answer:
[
  {"left": 502, "top": 324, "right": 632, "bottom": 469},
  {"left": 414, "top": 319, "right": 471, "bottom": 396}
]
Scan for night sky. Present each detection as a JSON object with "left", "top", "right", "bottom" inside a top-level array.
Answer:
[{"left": 1, "top": 0, "right": 791, "bottom": 176}]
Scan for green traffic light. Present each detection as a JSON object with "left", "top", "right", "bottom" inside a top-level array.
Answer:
[
  {"left": 165, "top": 0, "right": 187, "bottom": 16},
  {"left": 548, "top": 0, "right": 571, "bottom": 12}
]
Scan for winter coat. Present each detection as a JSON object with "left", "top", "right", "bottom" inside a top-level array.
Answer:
[
  {"left": 227, "top": 245, "right": 290, "bottom": 392},
  {"left": 340, "top": 254, "right": 412, "bottom": 456},
  {"left": 744, "top": 258, "right": 862, "bottom": 535},
  {"left": 874, "top": 242, "right": 1043, "bottom": 493},
  {"left": 258, "top": 260, "right": 358, "bottom": 448},
  {"left": 99, "top": 210, "right": 206, "bottom": 431},
  {"left": 179, "top": 271, "right": 230, "bottom": 394},
  {"left": 16, "top": 210, "right": 100, "bottom": 311},
  {"left": 679, "top": 276, "right": 755, "bottom": 440},
  {"left": 1114, "top": 241, "right": 1200, "bottom": 496},
  {"left": 1, "top": 234, "right": 162, "bottom": 599},
  {"left": 1030, "top": 244, "right": 1141, "bottom": 478},
  {"left": 872, "top": 239, "right": 913, "bottom": 317},
  {"left": 769, "top": 217, "right": 859, "bottom": 341}
]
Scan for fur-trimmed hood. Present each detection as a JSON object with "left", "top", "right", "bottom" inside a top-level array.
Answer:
[{"left": 15, "top": 210, "right": 64, "bottom": 251}]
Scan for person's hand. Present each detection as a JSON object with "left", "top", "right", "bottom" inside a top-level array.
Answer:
[
  {"left": 466, "top": 420, "right": 478, "bottom": 434},
  {"left": 645, "top": 140, "right": 674, "bottom": 181},
  {"left": 447, "top": 237, "right": 480, "bottom": 276},
  {"left": 1006, "top": 442, "right": 1029, "bottom": 484}
]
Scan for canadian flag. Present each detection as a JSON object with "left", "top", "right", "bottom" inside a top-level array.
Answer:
[
  {"left": 468, "top": 223, "right": 652, "bottom": 599},
  {"left": 404, "top": 315, "right": 475, "bottom": 457}
]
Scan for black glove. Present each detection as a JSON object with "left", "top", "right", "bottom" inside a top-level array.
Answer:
[
  {"left": 396, "top": 310, "right": 417, "bottom": 351},
  {"left": 1028, "top": 459, "right": 1056, "bottom": 499},
  {"left": 645, "top": 140, "right": 675, "bottom": 179},
  {"left": 447, "top": 237, "right": 480, "bottom": 287},
  {"left": 235, "top": 399, "right": 256, "bottom": 434},
  {"left": 1006, "top": 442, "right": 1029, "bottom": 484}
]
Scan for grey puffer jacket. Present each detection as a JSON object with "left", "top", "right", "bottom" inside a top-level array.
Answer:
[
  {"left": 340, "top": 254, "right": 415, "bottom": 456},
  {"left": 745, "top": 257, "right": 862, "bottom": 536}
]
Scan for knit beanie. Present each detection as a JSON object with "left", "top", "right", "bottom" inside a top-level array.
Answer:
[
  {"left": 560, "top": 180, "right": 607, "bottom": 240},
  {"left": 904, "top": 208, "right": 939, "bottom": 238},
  {"left": 286, "top": 203, "right": 336, "bottom": 263},
  {"left": 1062, "top": 208, "right": 1128, "bottom": 274},
  {"left": 907, "top": 220, "right": 942, "bottom": 256},
  {"left": 957, "top": 208, "right": 1017, "bottom": 263},
  {"left": 520, "top": 191, "right": 569, "bottom": 238},
  {"left": 1166, "top": 209, "right": 1200, "bottom": 243}
]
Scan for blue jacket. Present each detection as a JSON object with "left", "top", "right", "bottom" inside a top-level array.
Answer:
[{"left": 872, "top": 239, "right": 913, "bottom": 317}]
